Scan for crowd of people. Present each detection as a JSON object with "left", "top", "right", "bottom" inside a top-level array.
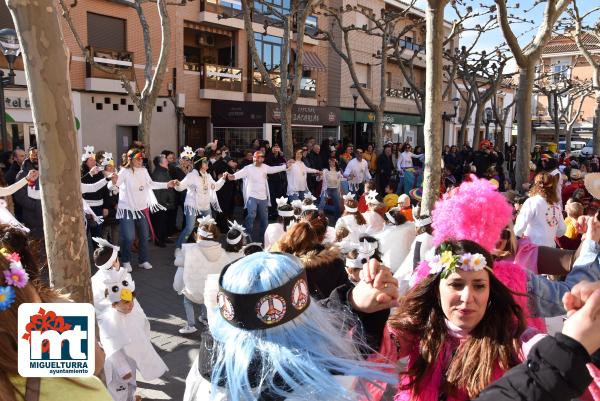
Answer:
[{"left": 4, "top": 137, "right": 600, "bottom": 401}]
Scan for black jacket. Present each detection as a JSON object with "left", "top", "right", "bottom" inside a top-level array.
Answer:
[
  {"left": 5, "top": 161, "right": 20, "bottom": 185},
  {"left": 151, "top": 165, "right": 176, "bottom": 210},
  {"left": 296, "top": 245, "right": 351, "bottom": 301},
  {"left": 473, "top": 333, "right": 592, "bottom": 401},
  {"left": 13, "top": 159, "right": 43, "bottom": 239}
]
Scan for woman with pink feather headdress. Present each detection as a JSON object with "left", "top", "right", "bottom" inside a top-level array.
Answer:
[{"left": 354, "top": 177, "right": 551, "bottom": 401}]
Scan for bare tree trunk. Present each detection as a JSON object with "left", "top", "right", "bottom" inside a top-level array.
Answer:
[
  {"left": 515, "top": 65, "right": 535, "bottom": 191},
  {"left": 139, "top": 105, "right": 153, "bottom": 153},
  {"left": 281, "top": 104, "right": 294, "bottom": 156},
  {"left": 421, "top": 0, "right": 447, "bottom": 214},
  {"left": 595, "top": 99, "right": 600, "bottom": 155},
  {"left": 7, "top": 0, "right": 92, "bottom": 302},
  {"left": 472, "top": 105, "right": 485, "bottom": 149}
]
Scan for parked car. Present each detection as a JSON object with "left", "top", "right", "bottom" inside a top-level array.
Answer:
[{"left": 581, "top": 140, "right": 595, "bottom": 157}]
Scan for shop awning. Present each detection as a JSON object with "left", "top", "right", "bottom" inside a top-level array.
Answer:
[
  {"left": 303, "top": 52, "right": 326, "bottom": 71},
  {"left": 5, "top": 110, "right": 33, "bottom": 124},
  {"left": 340, "top": 109, "right": 423, "bottom": 125},
  {"left": 183, "top": 21, "right": 234, "bottom": 37}
]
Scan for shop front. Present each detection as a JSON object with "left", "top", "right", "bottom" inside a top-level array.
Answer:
[
  {"left": 340, "top": 109, "right": 423, "bottom": 149},
  {"left": 2, "top": 89, "right": 36, "bottom": 151},
  {"left": 211, "top": 100, "right": 340, "bottom": 156}
]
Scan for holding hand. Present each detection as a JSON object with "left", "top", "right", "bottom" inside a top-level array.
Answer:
[
  {"left": 111, "top": 174, "right": 118, "bottom": 185},
  {"left": 350, "top": 268, "right": 399, "bottom": 313},
  {"left": 167, "top": 179, "right": 179, "bottom": 188},
  {"left": 562, "top": 285, "right": 600, "bottom": 355},
  {"left": 586, "top": 214, "right": 600, "bottom": 244},
  {"left": 90, "top": 166, "right": 101, "bottom": 176},
  {"left": 25, "top": 169, "right": 39, "bottom": 182}
]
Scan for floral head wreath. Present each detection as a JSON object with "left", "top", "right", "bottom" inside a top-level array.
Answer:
[
  {"left": 197, "top": 215, "right": 217, "bottom": 239},
  {"left": 180, "top": 146, "right": 194, "bottom": 160},
  {"left": 81, "top": 145, "right": 95, "bottom": 162},
  {"left": 365, "top": 190, "right": 379, "bottom": 205},
  {"left": 227, "top": 220, "right": 247, "bottom": 245},
  {"left": 101, "top": 152, "right": 114, "bottom": 167},
  {"left": 0, "top": 248, "right": 28, "bottom": 311},
  {"left": 426, "top": 243, "right": 490, "bottom": 280}
]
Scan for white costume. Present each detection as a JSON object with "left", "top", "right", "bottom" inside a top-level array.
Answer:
[
  {"left": 264, "top": 222, "right": 285, "bottom": 250},
  {"left": 109, "top": 167, "right": 168, "bottom": 219},
  {"left": 176, "top": 169, "right": 225, "bottom": 214},
  {"left": 395, "top": 232, "right": 435, "bottom": 294},
  {"left": 323, "top": 226, "right": 336, "bottom": 245},
  {"left": 180, "top": 240, "right": 233, "bottom": 304},
  {"left": 375, "top": 222, "right": 416, "bottom": 271},
  {"left": 233, "top": 163, "right": 287, "bottom": 207},
  {"left": 343, "top": 158, "right": 371, "bottom": 192},
  {"left": 97, "top": 270, "right": 168, "bottom": 401},
  {"left": 362, "top": 211, "right": 385, "bottom": 234},
  {"left": 286, "top": 161, "right": 319, "bottom": 196},
  {"left": 334, "top": 215, "right": 366, "bottom": 244}
]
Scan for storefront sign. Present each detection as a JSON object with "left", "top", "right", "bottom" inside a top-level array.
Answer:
[
  {"left": 340, "top": 109, "right": 423, "bottom": 125},
  {"left": 266, "top": 104, "right": 339, "bottom": 126},
  {"left": 5, "top": 96, "right": 31, "bottom": 109},
  {"left": 211, "top": 100, "right": 266, "bottom": 127}
]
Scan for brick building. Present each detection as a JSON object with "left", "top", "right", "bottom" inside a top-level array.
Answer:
[{"left": 0, "top": 0, "right": 456, "bottom": 157}]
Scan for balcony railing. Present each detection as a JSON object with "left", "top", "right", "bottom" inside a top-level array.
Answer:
[
  {"left": 252, "top": 71, "right": 316, "bottom": 97},
  {"left": 86, "top": 46, "right": 134, "bottom": 81},
  {"left": 387, "top": 87, "right": 416, "bottom": 100},
  {"left": 200, "top": 64, "right": 243, "bottom": 91},
  {"left": 201, "top": 0, "right": 242, "bottom": 17}
]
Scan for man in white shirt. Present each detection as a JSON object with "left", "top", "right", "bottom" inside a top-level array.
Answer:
[
  {"left": 343, "top": 148, "right": 371, "bottom": 196},
  {"left": 229, "top": 151, "right": 292, "bottom": 241}
]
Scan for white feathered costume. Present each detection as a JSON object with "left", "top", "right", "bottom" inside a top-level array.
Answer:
[{"left": 96, "top": 269, "right": 168, "bottom": 401}]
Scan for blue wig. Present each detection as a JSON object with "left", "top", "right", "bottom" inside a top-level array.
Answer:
[{"left": 209, "top": 252, "right": 397, "bottom": 401}]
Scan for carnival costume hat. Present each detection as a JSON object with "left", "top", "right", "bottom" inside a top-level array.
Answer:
[
  {"left": 208, "top": 252, "right": 396, "bottom": 401},
  {"left": 365, "top": 190, "right": 380, "bottom": 205},
  {"left": 411, "top": 176, "right": 544, "bottom": 330},
  {"left": 180, "top": 146, "right": 195, "bottom": 160},
  {"left": 101, "top": 152, "right": 114, "bottom": 167},
  {"left": 412, "top": 205, "right": 432, "bottom": 228},
  {"left": 81, "top": 145, "right": 95, "bottom": 162},
  {"left": 276, "top": 197, "right": 295, "bottom": 217},
  {"left": 197, "top": 215, "right": 217, "bottom": 239},
  {"left": 343, "top": 193, "right": 358, "bottom": 213},
  {"left": 226, "top": 220, "right": 247, "bottom": 245},
  {"left": 92, "top": 237, "right": 120, "bottom": 270},
  {"left": 303, "top": 193, "right": 317, "bottom": 204},
  {"left": 103, "top": 268, "right": 135, "bottom": 304}
]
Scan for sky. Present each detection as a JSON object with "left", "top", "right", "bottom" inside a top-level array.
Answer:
[{"left": 412, "top": 0, "right": 599, "bottom": 73}]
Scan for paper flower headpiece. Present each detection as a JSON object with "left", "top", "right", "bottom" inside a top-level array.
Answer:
[
  {"left": 103, "top": 269, "right": 135, "bottom": 303},
  {"left": 427, "top": 244, "right": 489, "bottom": 279},
  {"left": 197, "top": 215, "right": 217, "bottom": 227},
  {"left": 81, "top": 145, "right": 95, "bottom": 162},
  {"left": 101, "top": 152, "right": 114, "bottom": 167},
  {"left": 303, "top": 193, "right": 317, "bottom": 202},
  {"left": 302, "top": 204, "right": 318, "bottom": 212},
  {"left": 227, "top": 220, "right": 247, "bottom": 245},
  {"left": 275, "top": 197, "right": 289, "bottom": 208},
  {"left": 180, "top": 146, "right": 194, "bottom": 160},
  {"left": 291, "top": 200, "right": 303, "bottom": 210},
  {"left": 365, "top": 190, "right": 379, "bottom": 204},
  {"left": 345, "top": 240, "right": 377, "bottom": 268},
  {"left": 92, "top": 237, "right": 120, "bottom": 270},
  {"left": 343, "top": 193, "right": 355, "bottom": 202},
  {"left": 0, "top": 248, "right": 28, "bottom": 311}
]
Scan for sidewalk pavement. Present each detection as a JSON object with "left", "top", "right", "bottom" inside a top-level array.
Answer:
[{"left": 128, "top": 242, "right": 201, "bottom": 401}]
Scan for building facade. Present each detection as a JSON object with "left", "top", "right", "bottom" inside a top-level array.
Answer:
[
  {"left": 0, "top": 0, "right": 457, "bottom": 157},
  {"left": 533, "top": 33, "right": 600, "bottom": 146}
]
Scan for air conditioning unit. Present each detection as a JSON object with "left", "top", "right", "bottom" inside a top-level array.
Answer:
[
  {"left": 176, "top": 93, "right": 186, "bottom": 109},
  {"left": 198, "top": 33, "right": 215, "bottom": 47}
]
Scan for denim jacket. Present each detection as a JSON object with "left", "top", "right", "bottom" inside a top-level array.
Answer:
[{"left": 528, "top": 239, "right": 600, "bottom": 318}]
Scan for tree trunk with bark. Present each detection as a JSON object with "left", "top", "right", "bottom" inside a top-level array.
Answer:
[
  {"left": 421, "top": 0, "right": 447, "bottom": 215},
  {"left": 7, "top": 0, "right": 92, "bottom": 302},
  {"left": 515, "top": 65, "right": 535, "bottom": 191},
  {"left": 281, "top": 104, "right": 294, "bottom": 156}
]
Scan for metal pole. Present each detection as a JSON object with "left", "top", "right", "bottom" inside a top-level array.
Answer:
[
  {"left": 353, "top": 97, "right": 357, "bottom": 146},
  {"left": 0, "top": 70, "right": 7, "bottom": 152},
  {"left": 442, "top": 112, "right": 446, "bottom": 147},
  {"left": 485, "top": 121, "right": 490, "bottom": 141}
]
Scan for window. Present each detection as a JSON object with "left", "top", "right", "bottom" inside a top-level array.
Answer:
[
  {"left": 87, "top": 13, "right": 126, "bottom": 51},
  {"left": 0, "top": 3, "right": 14, "bottom": 29},
  {"left": 355, "top": 63, "right": 370, "bottom": 88},
  {"left": 404, "top": 36, "right": 413, "bottom": 50},
  {"left": 254, "top": 33, "right": 283, "bottom": 71},
  {"left": 254, "top": 0, "right": 290, "bottom": 14},
  {"left": 306, "top": 16, "right": 318, "bottom": 35},
  {"left": 552, "top": 63, "right": 569, "bottom": 83}
]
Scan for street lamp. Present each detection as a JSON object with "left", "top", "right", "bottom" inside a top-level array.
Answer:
[
  {"left": 0, "top": 29, "right": 20, "bottom": 152},
  {"left": 442, "top": 97, "right": 460, "bottom": 146},
  {"left": 351, "top": 84, "right": 359, "bottom": 147},
  {"left": 484, "top": 107, "right": 493, "bottom": 141}
]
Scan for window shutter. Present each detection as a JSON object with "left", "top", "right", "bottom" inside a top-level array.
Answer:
[{"left": 87, "top": 13, "right": 126, "bottom": 51}]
